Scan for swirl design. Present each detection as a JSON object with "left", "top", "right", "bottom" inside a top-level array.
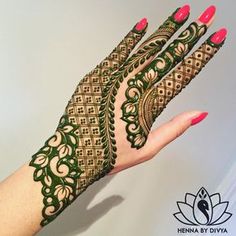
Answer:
[
  {"left": 29, "top": 115, "right": 82, "bottom": 226},
  {"left": 101, "top": 12, "right": 183, "bottom": 155},
  {"left": 121, "top": 22, "right": 208, "bottom": 149},
  {"left": 29, "top": 25, "right": 145, "bottom": 226},
  {"left": 29, "top": 8, "right": 187, "bottom": 226}
]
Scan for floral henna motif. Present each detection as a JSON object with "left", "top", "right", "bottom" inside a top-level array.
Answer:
[
  {"left": 29, "top": 27, "right": 145, "bottom": 226},
  {"left": 99, "top": 9, "right": 185, "bottom": 167},
  {"left": 121, "top": 22, "right": 207, "bottom": 149},
  {"left": 28, "top": 8, "right": 198, "bottom": 226},
  {"left": 29, "top": 115, "right": 82, "bottom": 226},
  {"left": 122, "top": 35, "right": 224, "bottom": 149},
  {"left": 149, "top": 38, "right": 224, "bottom": 120}
]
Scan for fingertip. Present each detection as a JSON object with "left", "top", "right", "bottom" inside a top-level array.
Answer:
[
  {"left": 135, "top": 17, "right": 148, "bottom": 31},
  {"left": 210, "top": 28, "right": 228, "bottom": 44},
  {"left": 198, "top": 5, "right": 216, "bottom": 25},
  {"left": 174, "top": 4, "right": 190, "bottom": 23},
  {"left": 190, "top": 112, "right": 208, "bottom": 126}
]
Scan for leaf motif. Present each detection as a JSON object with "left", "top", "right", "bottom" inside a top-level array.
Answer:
[
  {"left": 65, "top": 177, "right": 74, "bottom": 184},
  {"left": 44, "top": 175, "right": 52, "bottom": 187},
  {"left": 137, "top": 79, "right": 143, "bottom": 87},
  {"left": 126, "top": 115, "right": 135, "bottom": 122},
  {"left": 134, "top": 134, "right": 145, "bottom": 147},
  {"left": 69, "top": 135, "right": 76, "bottom": 145},
  {"left": 33, "top": 154, "right": 48, "bottom": 167},
  {"left": 35, "top": 168, "right": 43, "bottom": 179},
  {"left": 42, "top": 147, "right": 50, "bottom": 152},
  {"left": 126, "top": 103, "right": 135, "bottom": 113},
  {"left": 62, "top": 125, "right": 73, "bottom": 133},
  {"left": 58, "top": 144, "right": 72, "bottom": 158}
]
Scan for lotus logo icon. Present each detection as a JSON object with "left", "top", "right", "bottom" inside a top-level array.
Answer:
[{"left": 174, "top": 187, "right": 232, "bottom": 226}]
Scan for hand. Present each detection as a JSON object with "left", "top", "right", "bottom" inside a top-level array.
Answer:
[{"left": 29, "top": 5, "right": 227, "bottom": 226}]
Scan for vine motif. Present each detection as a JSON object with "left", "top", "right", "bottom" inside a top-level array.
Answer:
[
  {"left": 28, "top": 8, "right": 191, "bottom": 227},
  {"left": 121, "top": 22, "right": 207, "bottom": 149},
  {"left": 29, "top": 24, "right": 146, "bottom": 226},
  {"left": 99, "top": 11, "right": 184, "bottom": 168},
  {"left": 29, "top": 115, "right": 82, "bottom": 226}
]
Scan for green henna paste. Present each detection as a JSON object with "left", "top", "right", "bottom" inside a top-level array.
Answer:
[
  {"left": 99, "top": 8, "right": 186, "bottom": 165},
  {"left": 121, "top": 27, "right": 223, "bottom": 149},
  {"left": 29, "top": 115, "right": 82, "bottom": 226},
  {"left": 29, "top": 22, "right": 146, "bottom": 227}
]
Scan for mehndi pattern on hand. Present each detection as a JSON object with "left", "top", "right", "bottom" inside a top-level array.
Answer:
[{"left": 28, "top": 5, "right": 227, "bottom": 227}]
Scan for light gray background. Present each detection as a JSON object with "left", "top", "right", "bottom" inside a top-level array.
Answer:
[{"left": 0, "top": 0, "right": 235, "bottom": 235}]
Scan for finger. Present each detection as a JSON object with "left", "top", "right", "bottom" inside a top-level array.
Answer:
[
  {"left": 149, "top": 28, "right": 227, "bottom": 121},
  {"left": 94, "top": 18, "right": 148, "bottom": 76},
  {"left": 121, "top": 27, "right": 226, "bottom": 149},
  {"left": 142, "top": 111, "right": 208, "bottom": 159},
  {"left": 140, "top": 5, "right": 216, "bottom": 87},
  {"left": 128, "top": 5, "right": 190, "bottom": 74}
]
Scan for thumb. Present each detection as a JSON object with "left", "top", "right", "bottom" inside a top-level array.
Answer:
[{"left": 142, "top": 110, "right": 208, "bottom": 159}]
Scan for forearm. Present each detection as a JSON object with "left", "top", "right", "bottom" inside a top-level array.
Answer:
[{"left": 0, "top": 162, "right": 43, "bottom": 236}]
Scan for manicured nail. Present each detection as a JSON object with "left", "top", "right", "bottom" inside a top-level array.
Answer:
[
  {"left": 198, "top": 5, "right": 216, "bottom": 24},
  {"left": 210, "top": 28, "right": 227, "bottom": 44},
  {"left": 191, "top": 112, "right": 208, "bottom": 126},
  {"left": 135, "top": 18, "right": 148, "bottom": 31},
  {"left": 174, "top": 4, "right": 190, "bottom": 23}
]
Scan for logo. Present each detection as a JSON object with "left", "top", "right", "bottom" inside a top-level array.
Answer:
[{"left": 174, "top": 187, "right": 232, "bottom": 234}]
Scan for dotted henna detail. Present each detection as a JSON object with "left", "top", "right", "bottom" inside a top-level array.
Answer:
[
  {"left": 99, "top": 12, "right": 184, "bottom": 167},
  {"left": 29, "top": 28, "right": 145, "bottom": 226},
  {"left": 123, "top": 38, "right": 224, "bottom": 149},
  {"left": 121, "top": 22, "right": 208, "bottom": 149},
  {"left": 29, "top": 8, "right": 189, "bottom": 226}
]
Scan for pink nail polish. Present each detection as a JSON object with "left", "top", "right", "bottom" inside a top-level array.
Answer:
[
  {"left": 210, "top": 28, "right": 227, "bottom": 44},
  {"left": 198, "top": 5, "right": 216, "bottom": 24},
  {"left": 174, "top": 4, "right": 190, "bottom": 23},
  {"left": 191, "top": 112, "right": 208, "bottom": 126},
  {"left": 135, "top": 18, "right": 148, "bottom": 31}
]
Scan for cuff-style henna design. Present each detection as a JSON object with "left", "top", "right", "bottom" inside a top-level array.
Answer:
[
  {"left": 122, "top": 33, "right": 225, "bottom": 149},
  {"left": 121, "top": 21, "right": 208, "bottom": 148},
  {"left": 30, "top": 116, "right": 82, "bottom": 226},
  {"left": 29, "top": 23, "right": 146, "bottom": 226}
]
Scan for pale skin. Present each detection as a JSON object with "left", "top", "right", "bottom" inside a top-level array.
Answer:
[{"left": 0, "top": 6, "right": 223, "bottom": 235}]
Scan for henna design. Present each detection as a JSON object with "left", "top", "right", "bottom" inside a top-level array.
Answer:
[
  {"left": 122, "top": 36, "right": 224, "bottom": 149},
  {"left": 122, "top": 22, "right": 207, "bottom": 148},
  {"left": 29, "top": 26, "right": 145, "bottom": 226},
  {"left": 30, "top": 115, "right": 81, "bottom": 226},
  {"left": 149, "top": 38, "right": 224, "bottom": 121},
  {"left": 29, "top": 8, "right": 213, "bottom": 227},
  {"left": 99, "top": 9, "right": 185, "bottom": 170}
]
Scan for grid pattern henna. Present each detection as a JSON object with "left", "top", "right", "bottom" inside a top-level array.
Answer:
[
  {"left": 29, "top": 29, "right": 144, "bottom": 226},
  {"left": 139, "top": 41, "right": 222, "bottom": 138}
]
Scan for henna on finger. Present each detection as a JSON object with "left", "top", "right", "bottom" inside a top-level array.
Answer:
[
  {"left": 122, "top": 29, "right": 226, "bottom": 148},
  {"left": 99, "top": 6, "right": 189, "bottom": 171},
  {"left": 121, "top": 6, "right": 217, "bottom": 148}
]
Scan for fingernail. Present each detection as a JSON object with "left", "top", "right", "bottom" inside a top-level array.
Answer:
[
  {"left": 135, "top": 18, "right": 148, "bottom": 31},
  {"left": 198, "top": 5, "right": 216, "bottom": 24},
  {"left": 191, "top": 112, "right": 208, "bottom": 126},
  {"left": 210, "top": 28, "right": 228, "bottom": 44},
  {"left": 174, "top": 4, "right": 190, "bottom": 23}
]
